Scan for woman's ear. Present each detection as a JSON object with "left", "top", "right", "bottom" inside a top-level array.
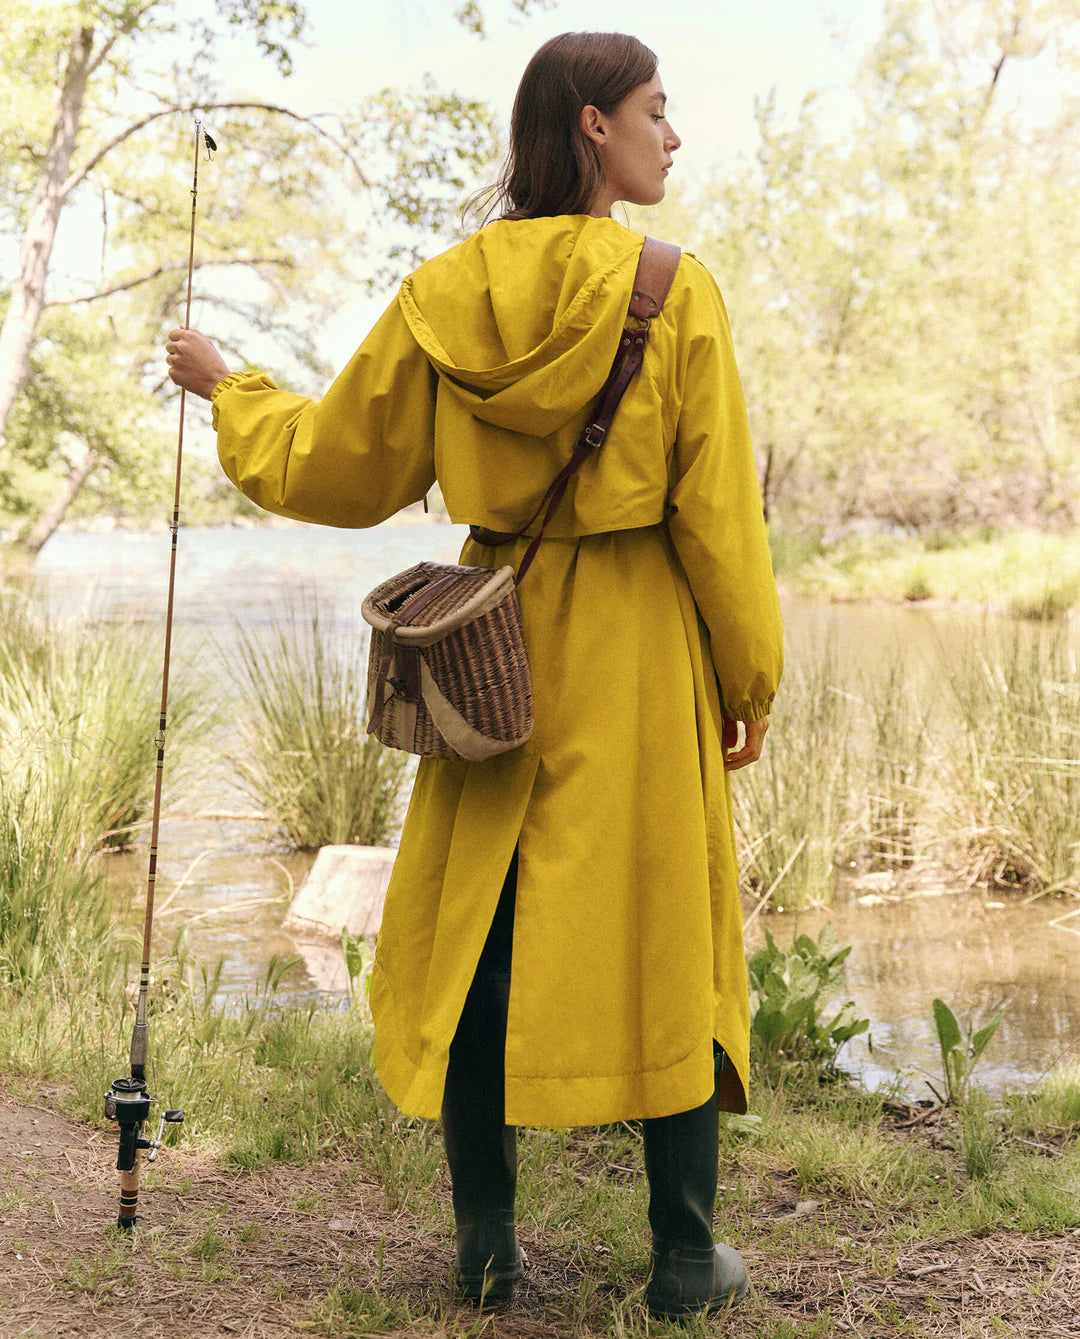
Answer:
[{"left": 580, "top": 104, "right": 607, "bottom": 149}]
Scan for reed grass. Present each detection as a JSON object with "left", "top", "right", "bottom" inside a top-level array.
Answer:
[
  {"left": 0, "top": 596, "right": 207, "bottom": 850},
  {"left": 0, "top": 772, "right": 110, "bottom": 991},
  {"left": 224, "top": 601, "right": 412, "bottom": 849},
  {"left": 730, "top": 616, "right": 1079, "bottom": 905},
  {"left": 851, "top": 660, "right": 933, "bottom": 870},
  {"left": 0, "top": 593, "right": 209, "bottom": 993},
  {"left": 732, "top": 635, "right": 856, "bottom": 910},
  {"left": 938, "top": 627, "right": 1080, "bottom": 896}
]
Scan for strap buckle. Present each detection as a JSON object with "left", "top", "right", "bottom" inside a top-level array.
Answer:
[{"left": 583, "top": 423, "right": 606, "bottom": 449}]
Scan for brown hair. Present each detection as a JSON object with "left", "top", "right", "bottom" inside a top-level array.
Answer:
[{"left": 461, "top": 31, "right": 658, "bottom": 228}]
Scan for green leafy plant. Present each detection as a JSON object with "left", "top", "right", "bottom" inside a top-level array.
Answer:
[
  {"left": 747, "top": 924, "right": 870, "bottom": 1083},
  {"left": 928, "top": 997, "right": 1007, "bottom": 1107},
  {"left": 341, "top": 928, "right": 373, "bottom": 1004}
]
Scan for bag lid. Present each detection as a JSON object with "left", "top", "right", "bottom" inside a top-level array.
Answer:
[{"left": 361, "top": 561, "right": 518, "bottom": 646}]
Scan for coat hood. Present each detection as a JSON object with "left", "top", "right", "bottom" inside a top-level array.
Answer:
[{"left": 397, "top": 215, "right": 646, "bottom": 438}]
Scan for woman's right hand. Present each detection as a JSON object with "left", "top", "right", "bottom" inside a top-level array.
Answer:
[
  {"left": 165, "top": 328, "right": 232, "bottom": 400},
  {"left": 723, "top": 716, "right": 769, "bottom": 771}
]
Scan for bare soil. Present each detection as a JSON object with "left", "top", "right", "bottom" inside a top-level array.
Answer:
[{"left": 0, "top": 1088, "right": 1077, "bottom": 1339}]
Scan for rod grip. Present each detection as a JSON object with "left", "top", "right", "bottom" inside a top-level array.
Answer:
[{"left": 118, "top": 1161, "right": 140, "bottom": 1230}]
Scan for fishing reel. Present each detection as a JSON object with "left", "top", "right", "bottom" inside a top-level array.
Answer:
[{"left": 104, "top": 1076, "right": 184, "bottom": 1229}]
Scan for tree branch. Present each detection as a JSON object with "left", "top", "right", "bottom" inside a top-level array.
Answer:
[
  {"left": 86, "top": 1, "right": 162, "bottom": 78},
  {"left": 44, "top": 256, "right": 297, "bottom": 307},
  {"left": 983, "top": 8, "right": 1024, "bottom": 113},
  {"left": 62, "top": 100, "right": 371, "bottom": 199}
]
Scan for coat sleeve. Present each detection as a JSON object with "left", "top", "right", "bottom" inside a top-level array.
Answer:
[
  {"left": 211, "top": 294, "right": 437, "bottom": 528},
  {"left": 666, "top": 258, "right": 783, "bottom": 723}
]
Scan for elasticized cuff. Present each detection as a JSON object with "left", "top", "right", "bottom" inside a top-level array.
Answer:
[
  {"left": 210, "top": 371, "right": 273, "bottom": 430},
  {"left": 724, "top": 698, "right": 774, "bottom": 725}
]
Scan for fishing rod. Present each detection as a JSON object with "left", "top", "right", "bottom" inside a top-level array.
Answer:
[{"left": 104, "top": 116, "right": 217, "bottom": 1232}]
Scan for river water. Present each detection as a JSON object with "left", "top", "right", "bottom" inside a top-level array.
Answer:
[{"left": 30, "top": 522, "right": 1080, "bottom": 1099}]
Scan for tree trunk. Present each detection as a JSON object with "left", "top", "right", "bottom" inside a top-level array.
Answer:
[
  {"left": 0, "top": 25, "right": 95, "bottom": 453},
  {"left": 15, "top": 444, "right": 100, "bottom": 556}
]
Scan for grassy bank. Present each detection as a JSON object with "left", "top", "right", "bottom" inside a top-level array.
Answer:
[
  {"left": 772, "top": 526, "right": 1080, "bottom": 618},
  {"left": 0, "top": 965, "right": 1077, "bottom": 1337}
]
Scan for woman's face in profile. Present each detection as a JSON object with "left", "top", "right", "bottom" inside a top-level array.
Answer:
[{"left": 583, "top": 70, "right": 682, "bottom": 212}]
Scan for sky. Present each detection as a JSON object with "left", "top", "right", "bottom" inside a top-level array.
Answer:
[{"left": 32, "top": 0, "right": 1074, "bottom": 387}]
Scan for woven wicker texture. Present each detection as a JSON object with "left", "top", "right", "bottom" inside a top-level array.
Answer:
[
  {"left": 369, "top": 562, "right": 497, "bottom": 628},
  {"left": 418, "top": 597, "right": 534, "bottom": 754},
  {"left": 365, "top": 567, "right": 534, "bottom": 761}
]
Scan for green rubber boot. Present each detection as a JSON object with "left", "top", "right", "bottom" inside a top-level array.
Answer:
[
  {"left": 453, "top": 1212, "right": 525, "bottom": 1304},
  {"left": 642, "top": 1046, "right": 750, "bottom": 1319},
  {"left": 646, "top": 1242, "right": 749, "bottom": 1318},
  {"left": 442, "top": 968, "right": 524, "bottom": 1305}
]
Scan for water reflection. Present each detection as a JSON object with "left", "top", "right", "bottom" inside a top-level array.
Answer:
[{"left": 750, "top": 888, "right": 1079, "bottom": 1097}]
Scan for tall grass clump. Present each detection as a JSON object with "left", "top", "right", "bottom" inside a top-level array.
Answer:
[
  {"left": 733, "top": 635, "right": 855, "bottom": 909},
  {"left": 940, "top": 627, "right": 1080, "bottom": 896},
  {"left": 0, "top": 595, "right": 207, "bottom": 849},
  {"left": 850, "top": 660, "right": 933, "bottom": 870},
  {"left": 225, "top": 601, "right": 412, "bottom": 849},
  {"left": 0, "top": 773, "right": 111, "bottom": 992}
]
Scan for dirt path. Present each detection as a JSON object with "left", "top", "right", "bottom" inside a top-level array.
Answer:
[
  {"left": 1, "top": 1090, "right": 1077, "bottom": 1339},
  {"left": 0, "top": 1088, "right": 433, "bottom": 1338}
]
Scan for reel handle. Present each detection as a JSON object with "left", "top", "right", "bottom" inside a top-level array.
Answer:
[{"left": 146, "top": 1108, "right": 185, "bottom": 1163}]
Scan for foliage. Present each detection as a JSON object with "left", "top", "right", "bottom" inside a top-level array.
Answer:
[
  {"left": 657, "top": 0, "right": 1080, "bottom": 535},
  {"left": 0, "top": 0, "right": 506, "bottom": 545},
  {"left": 224, "top": 601, "right": 413, "bottom": 849},
  {"left": 928, "top": 996, "right": 1007, "bottom": 1107},
  {"left": 747, "top": 924, "right": 870, "bottom": 1083},
  {"left": 0, "top": 594, "right": 208, "bottom": 849}
]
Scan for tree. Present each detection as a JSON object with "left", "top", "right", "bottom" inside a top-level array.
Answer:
[
  {"left": 657, "top": 0, "right": 1080, "bottom": 535},
  {"left": 0, "top": 0, "right": 544, "bottom": 551}
]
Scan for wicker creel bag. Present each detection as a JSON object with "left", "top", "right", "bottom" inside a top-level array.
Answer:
[{"left": 362, "top": 236, "right": 681, "bottom": 762}]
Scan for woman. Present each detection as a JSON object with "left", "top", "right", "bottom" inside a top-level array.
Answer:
[{"left": 166, "top": 30, "right": 782, "bottom": 1320}]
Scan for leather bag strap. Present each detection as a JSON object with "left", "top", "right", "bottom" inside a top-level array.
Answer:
[{"left": 471, "top": 236, "right": 682, "bottom": 583}]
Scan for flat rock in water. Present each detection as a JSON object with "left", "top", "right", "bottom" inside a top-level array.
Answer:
[{"left": 282, "top": 845, "right": 396, "bottom": 940}]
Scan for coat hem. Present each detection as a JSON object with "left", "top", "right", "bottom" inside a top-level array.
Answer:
[
  {"left": 503, "top": 1040, "right": 718, "bottom": 1127},
  {"left": 373, "top": 951, "right": 729, "bottom": 1128}
]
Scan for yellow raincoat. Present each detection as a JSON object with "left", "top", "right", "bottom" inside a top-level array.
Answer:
[{"left": 212, "top": 214, "right": 783, "bottom": 1127}]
